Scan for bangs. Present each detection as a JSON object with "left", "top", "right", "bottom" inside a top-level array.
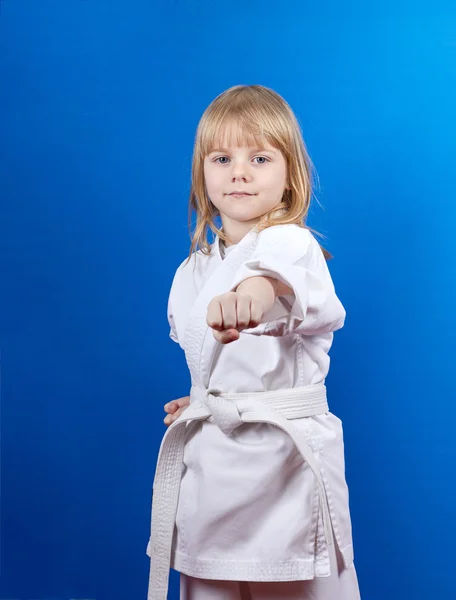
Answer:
[{"left": 198, "top": 105, "right": 286, "bottom": 157}]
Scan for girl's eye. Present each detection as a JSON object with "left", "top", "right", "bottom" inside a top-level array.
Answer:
[{"left": 212, "top": 155, "right": 269, "bottom": 164}]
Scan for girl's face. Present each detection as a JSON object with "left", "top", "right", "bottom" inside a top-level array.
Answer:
[{"left": 203, "top": 134, "right": 288, "bottom": 244}]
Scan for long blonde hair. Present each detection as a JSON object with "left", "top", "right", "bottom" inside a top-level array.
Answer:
[{"left": 188, "top": 85, "right": 331, "bottom": 260}]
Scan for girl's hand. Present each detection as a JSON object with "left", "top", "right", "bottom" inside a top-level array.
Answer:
[
  {"left": 206, "top": 291, "right": 265, "bottom": 344},
  {"left": 164, "top": 396, "right": 190, "bottom": 426}
]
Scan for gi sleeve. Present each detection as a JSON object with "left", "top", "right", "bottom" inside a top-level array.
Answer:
[{"left": 229, "top": 225, "right": 346, "bottom": 336}]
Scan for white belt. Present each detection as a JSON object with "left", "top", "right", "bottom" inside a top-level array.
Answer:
[{"left": 147, "top": 384, "right": 332, "bottom": 600}]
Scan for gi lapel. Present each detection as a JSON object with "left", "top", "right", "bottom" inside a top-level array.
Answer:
[{"left": 183, "top": 228, "right": 259, "bottom": 388}]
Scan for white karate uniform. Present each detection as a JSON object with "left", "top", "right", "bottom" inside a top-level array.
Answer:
[{"left": 147, "top": 224, "right": 360, "bottom": 600}]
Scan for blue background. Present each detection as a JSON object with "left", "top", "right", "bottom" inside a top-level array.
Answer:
[{"left": 1, "top": 1, "right": 455, "bottom": 599}]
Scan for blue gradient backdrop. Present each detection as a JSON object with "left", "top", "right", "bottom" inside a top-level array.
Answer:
[{"left": 1, "top": 1, "right": 455, "bottom": 599}]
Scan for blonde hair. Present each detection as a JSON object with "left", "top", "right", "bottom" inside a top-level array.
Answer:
[{"left": 188, "top": 85, "right": 331, "bottom": 260}]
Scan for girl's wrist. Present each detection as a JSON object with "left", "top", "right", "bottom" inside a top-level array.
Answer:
[{"left": 235, "top": 276, "right": 277, "bottom": 314}]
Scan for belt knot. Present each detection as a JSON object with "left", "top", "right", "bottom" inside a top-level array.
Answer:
[{"left": 190, "top": 386, "right": 243, "bottom": 435}]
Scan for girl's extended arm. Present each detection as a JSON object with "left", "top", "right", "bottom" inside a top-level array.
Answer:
[{"left": 237, "top": 276, "right": 292, "bottom": 307}]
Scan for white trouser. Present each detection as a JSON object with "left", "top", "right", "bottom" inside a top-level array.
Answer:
[{"left": 180, "top": 532, "right": 361, "bottom": 600}]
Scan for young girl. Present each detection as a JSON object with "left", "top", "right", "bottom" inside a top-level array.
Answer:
[{"left": 147, "top": 85, "right": 361, "bottom": 600}]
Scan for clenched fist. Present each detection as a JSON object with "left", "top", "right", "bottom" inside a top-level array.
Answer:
[{"left": 206, "top": 291, "right": 265, "bottom": 344}]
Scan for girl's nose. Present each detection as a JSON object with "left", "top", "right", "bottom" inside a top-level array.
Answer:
[{"left": 231, "top": 161, "right": 252, "bottom": 182}]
